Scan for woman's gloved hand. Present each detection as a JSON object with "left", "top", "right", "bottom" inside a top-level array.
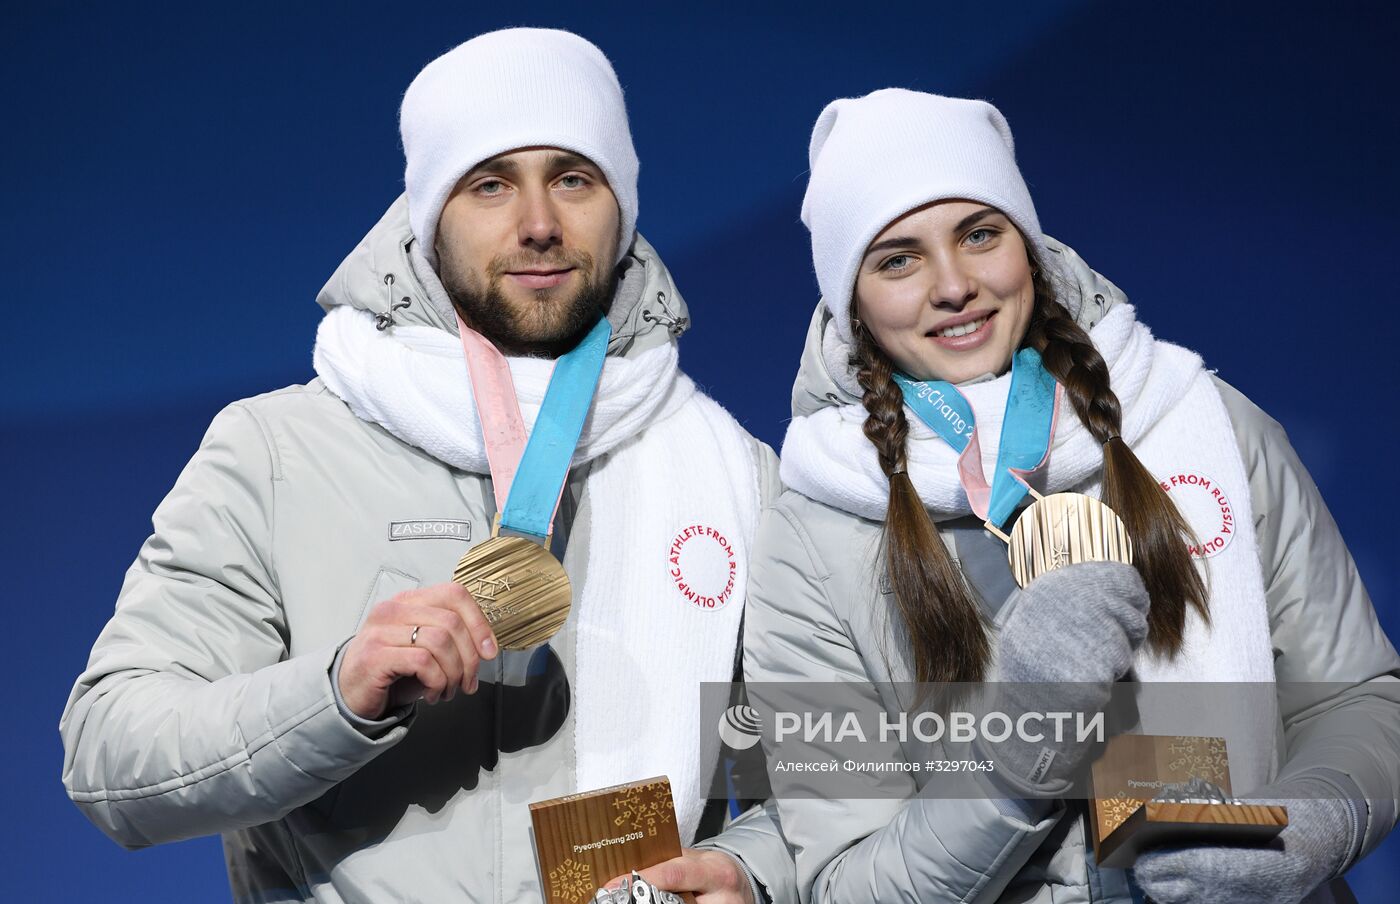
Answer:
[
  {"left": 976, "top": 561, "right": 1150, "bottom": 795},
  {"left": 1133, "top": 774, "right": 1362, "bottom": 904}
]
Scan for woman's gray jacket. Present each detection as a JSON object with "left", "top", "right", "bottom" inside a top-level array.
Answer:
[{"left": 743, "top": 240, "right": 1400, "bottom": 903}]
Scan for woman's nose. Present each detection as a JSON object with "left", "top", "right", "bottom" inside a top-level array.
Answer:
[{"left": 928, "top": 260, "right": 976, "bottom": 310}]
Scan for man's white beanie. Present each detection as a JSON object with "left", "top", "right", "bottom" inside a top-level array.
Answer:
[
  {"left": 801, "top": 88, "right": 1054, "bottom": 344},
  {"left": 400, "top": 28, "right": 639, "bottom": 269}
]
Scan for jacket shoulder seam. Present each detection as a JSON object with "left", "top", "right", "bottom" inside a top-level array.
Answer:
[
  {"left": 750, "top": 436, "right": 779, "bottom": 508},
  {"left": 230, "top": 401, "right": 282, "bottom": 600},
  {"left": 232, "top": 401, "right": 284, "bottom": 482},
  {"left": 768, "top": 499, "right": 834, "bottom": 584}
]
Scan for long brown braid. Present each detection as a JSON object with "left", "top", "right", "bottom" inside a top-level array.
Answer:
[
  {"left": 853, "top": 320, "right": 990, "bottom": 684},
  {"left": 1021, "top": 268, "right": 1208, "bottom": 654},
  {"left": 851, "top": 266, "right": 1208, "bottom": 683}
]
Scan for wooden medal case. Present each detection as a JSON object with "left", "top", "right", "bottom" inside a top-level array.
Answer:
[
  {"left": 1089, "top": 735, "right": 1287, "bottom": 869},
  {"left": 530, "top": 776, "right": 696, "bottom": 904}
]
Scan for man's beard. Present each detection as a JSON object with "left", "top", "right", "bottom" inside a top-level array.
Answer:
[{"left": 439, "top": 246, "right": 614, "bottom": 358}]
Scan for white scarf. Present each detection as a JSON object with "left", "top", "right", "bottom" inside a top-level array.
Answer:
[
  {"left": 313, "top": 304, "right": 761, "bottom": 843},
  {"left": 782, "top": 304, "right": 1162, "bottom": 522},
  {"left": 781, "top": 303, "right": 1280, "bottom": 792}
]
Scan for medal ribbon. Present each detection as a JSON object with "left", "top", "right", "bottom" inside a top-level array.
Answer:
[
  {"left": 456, "top": 312, "right": 612, "bottom": 542},
  {"left": 893, "top": 347, "right": 1060, "bottom": 529}
]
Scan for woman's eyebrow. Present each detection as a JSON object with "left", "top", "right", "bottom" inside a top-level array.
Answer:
[
  {"left": 954, "top": 207, "right": 1001, "bottom": 232},
  {"left": 865, "top": 236, "right": 921, "bottom": 258},
  {"left": 865, "top": 208, "right": 1005, "bottom": 261}
]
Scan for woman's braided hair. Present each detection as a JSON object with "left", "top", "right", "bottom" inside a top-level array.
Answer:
[{"left": 852, "top": 262, "right": 1208, "bottom": 684}]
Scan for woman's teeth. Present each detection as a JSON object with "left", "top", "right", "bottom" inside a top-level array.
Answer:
[{"left": 937, "top": 315, "right": 990, "bottom": 338}]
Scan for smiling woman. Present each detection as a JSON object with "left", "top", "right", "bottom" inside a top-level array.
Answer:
[
  {"left": 847, "top": 187, "right": 1205, "bottom": 687},
  {"left": 855, "top": 202, "right": 1036, "bottom": 385},
  {"left": 745, "top": 87, "right": 1400, "bottom": 904}
]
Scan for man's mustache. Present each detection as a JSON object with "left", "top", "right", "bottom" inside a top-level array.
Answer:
[{"left": 486, "top": 248, "right": 595, "bottom": 278}]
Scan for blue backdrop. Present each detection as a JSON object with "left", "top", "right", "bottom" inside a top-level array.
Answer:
[{"left": 4, "top": 1, "right": 1397, "bottom": 899}]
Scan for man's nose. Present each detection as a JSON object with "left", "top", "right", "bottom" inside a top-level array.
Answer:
[{"left": 517, "top": 186, "right": 563, "bottom": 251}]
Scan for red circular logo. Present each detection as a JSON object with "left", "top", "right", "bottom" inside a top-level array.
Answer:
[
  {"left": 668, "top": 523, "right": 738, "bottom": 611},
  {"left": 1158, "top": 471, "right": 1235, "bottom": 559}
]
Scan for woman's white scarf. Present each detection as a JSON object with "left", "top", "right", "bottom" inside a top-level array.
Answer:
[
  {"left": 313, "top": 304, "right": 761, "bottom": 843},
  {"left": 781, "top": 304, "right": 1281, "bottom": 792}
]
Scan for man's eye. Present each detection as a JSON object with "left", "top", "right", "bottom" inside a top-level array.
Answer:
[
  {"left": 558, "top": 174, "right": 588, "bottom": 189},
  {"left": 476, "top": 179, "right": 504, "bottom": 195}
]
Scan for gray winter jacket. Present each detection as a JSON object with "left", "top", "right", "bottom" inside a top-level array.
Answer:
[
  {"left": 59, "top": 196, "right": 798, "bottom": 904},
  {"left": 743, "top": 240, "right": 1400, "bottom": 903}
]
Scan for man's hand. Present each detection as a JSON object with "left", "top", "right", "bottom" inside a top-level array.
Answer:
[
  {"left": 337, "top": 582, "right": 498, "bottom": 720},
  {"left": 609, "top": 848, "right": 756, "bottom": 903}
]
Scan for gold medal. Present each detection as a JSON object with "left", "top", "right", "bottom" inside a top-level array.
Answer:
[
  {"left": 449, "top": 316, "right": 611, "bottom": 651},
  {"left": 452, "top": 516, "right": 572, "bottom": 651},
  {"left": 986, "top": 489, "right": 1133, "bottom": 588}
]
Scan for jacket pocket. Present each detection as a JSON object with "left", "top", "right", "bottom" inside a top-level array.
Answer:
[{"left": 353, "top": 566, "right": 422, "bottom": 629}]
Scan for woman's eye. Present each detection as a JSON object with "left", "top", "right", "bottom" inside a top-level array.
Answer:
[
  {"left": 965, "top": 227, "right": 995, "bottom": 246},
  {"left": 882, "top": 254, "right": 912, "bottom": 272}
]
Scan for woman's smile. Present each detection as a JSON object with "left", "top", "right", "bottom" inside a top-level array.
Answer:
[{"left": 927, "top": 309, "right": 998, "bottom": 352}]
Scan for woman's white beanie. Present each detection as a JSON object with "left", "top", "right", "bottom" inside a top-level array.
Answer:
[
  {"left": 399, "top": 28, "right": 639, "bottom": 269},
  {"left": 801, "top": 88, "right": 1054, "bottom": 343}
]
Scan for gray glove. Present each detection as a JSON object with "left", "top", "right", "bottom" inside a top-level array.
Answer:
[
  {"left": 978, "top": 561, "right": 1149, "bottom": 794},
  {"left": 1133, "top": 773, "right": 1362, "bottom": 904}
]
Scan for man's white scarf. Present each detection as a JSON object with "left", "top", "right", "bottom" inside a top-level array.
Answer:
[
  {"left": 782, "top": 304, "right": 1281, "bottom": 792},
  {"left": 313, "top": 304, "right": 760, "bottom": 843}
]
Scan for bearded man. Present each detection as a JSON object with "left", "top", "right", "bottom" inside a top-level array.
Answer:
[{"left": 61, "top": 28, "right": 793, "bottom": 904}]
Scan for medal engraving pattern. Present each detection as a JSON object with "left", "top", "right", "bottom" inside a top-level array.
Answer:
[
  {"left": 1006, "top": 492, "right": 1133, "bottom": 587},
  {"left": 453, "top": 537, "right": 570, "bottom": 650}
]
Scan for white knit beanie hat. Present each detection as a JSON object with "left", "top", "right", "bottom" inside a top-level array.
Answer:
[
  {"left": 400, "top": 28, "right": 639, "bottom": 269},
  {"left": 802, "top": 88, "right": 1056, "bottom": 344}
]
